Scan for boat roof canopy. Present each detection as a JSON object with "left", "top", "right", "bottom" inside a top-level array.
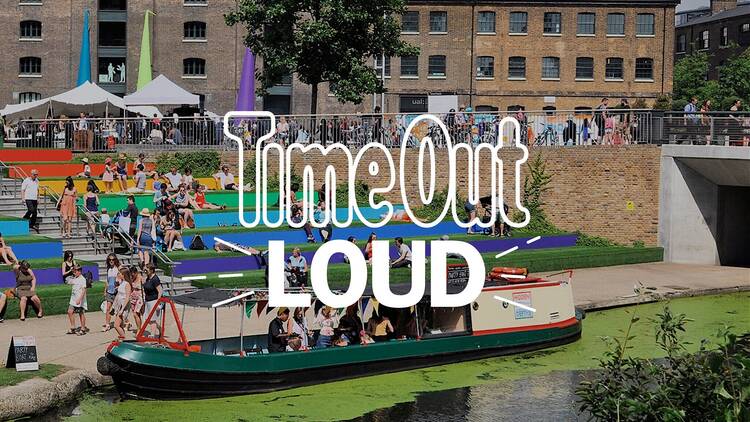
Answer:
[
  {"left": 169, "top": 280, "right": 505, "bottom": 309},
  {"left": 171, "top": 288, "right": 238, "bottom": 308}
]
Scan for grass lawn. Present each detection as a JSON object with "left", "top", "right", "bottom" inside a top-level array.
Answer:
[
  {"left": 2, "top": 234, "right": 58, "bottom": 244},
  {"left": 162, "top": 231, "right": 567, "bottom": 261},
  {"left": 188, "top": 246, "right": 664, "bottom": 289},
  {"left": 0, "top": 364, "right": 66, "bottom": 387}
]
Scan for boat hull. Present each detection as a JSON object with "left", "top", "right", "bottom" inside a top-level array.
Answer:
[{"left": 99, "top": 318, "right": 582, "bottom": 400}]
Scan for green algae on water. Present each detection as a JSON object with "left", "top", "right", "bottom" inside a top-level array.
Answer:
[{"left": 70, "top": 293, "right": 750, "bottom": 422}]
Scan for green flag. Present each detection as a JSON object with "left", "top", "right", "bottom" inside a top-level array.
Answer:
[
  {"left": 136, "top": 11, "right": 154, "bottom": 90},
  {"left": 245, "top": 301, "right": 256, "bottom": 319}
]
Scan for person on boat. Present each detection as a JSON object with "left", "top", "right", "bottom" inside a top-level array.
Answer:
[
  {"left": 112, "top": 267, "right": 132, "bottom": 340},
  {"left": 142, "top": 264, "right": 163, "bottom": 336},
  {"left": 338, "top": 303, "right": 365, "bottom": 345},
  {"left": 390, "top": 237, "right": 412, "bottom": 269},
  {"left": 287, "top": 248, "right": 308, "bottom": 287},
  {"left": 287, "top": 307, "right": 312, "bottom": 348},
  {"left": 367, "top": 312, "right": 394, "bottom": 342},
  {"left": 286, "top": 336, "right": 303, "bottom": 352},
  {"left": 268, "top": 307, "right": 290, "bottom": 353},
  {"left": 315, "top": 306, "right": 338, "bottom": 348}
]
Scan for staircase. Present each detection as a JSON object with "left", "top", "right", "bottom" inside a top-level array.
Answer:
[{"left": 0, "top": 177, "right": 192, "bottom": 295}]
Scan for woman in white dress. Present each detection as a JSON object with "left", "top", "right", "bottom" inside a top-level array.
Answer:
[{"left": 112, "top": 267, "right": 132, "bottom": 340}]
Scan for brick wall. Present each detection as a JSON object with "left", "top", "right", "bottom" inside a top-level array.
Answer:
[{"left": 226, "top": 145, "right": 661, "bottom": 245}]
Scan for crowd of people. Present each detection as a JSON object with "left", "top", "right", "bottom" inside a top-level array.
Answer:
[{"left": 267, "top": 303, "right": 407, "bottom": 353}]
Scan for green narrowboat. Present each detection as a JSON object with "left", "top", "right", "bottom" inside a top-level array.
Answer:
[{"left": 98, "top": 268, "right": 583, "bottom": 399}]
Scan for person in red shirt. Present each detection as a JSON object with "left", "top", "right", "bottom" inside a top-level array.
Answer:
[{"left": 193, "top": 185, "right": 225, "bottom": 210}]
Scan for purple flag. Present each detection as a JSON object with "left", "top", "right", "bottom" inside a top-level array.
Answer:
[{"left": 236, "top": 48, "right": 256, "bottom": 112}]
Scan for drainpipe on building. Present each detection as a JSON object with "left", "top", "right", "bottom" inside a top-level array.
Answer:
[
  {"left": 662, "top": 7, "right": 667, "bottom": 95},
  {"left": 468, "top": 3, "right": 476, "bottom": 107}
]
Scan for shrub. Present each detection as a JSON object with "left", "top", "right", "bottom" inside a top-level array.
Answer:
[
  {"left": 155, "top": 151, "right": 221, "bottom": 177},
  {"left": 412, "top": 188, "right": 467, "bottom": 222},
  {"left": 577, "top": 306, "right": 750, "bottom": 421},
  {"left": 335, "top": 180, "right": 386, "bottom": 208},
  {"left": 575, "top": 231, "right": 619, "bottom": 247}
]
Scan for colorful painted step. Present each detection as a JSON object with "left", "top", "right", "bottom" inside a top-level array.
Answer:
[
  {"left": 78, "top": 191, "right": 313, "bottom": 213},
  {"left": 40, "top": 177, "right": 215, "bottom": 196},
  {"left": 168, "top": 234, "right": 578, "bottom": 276},
  {"left": 0, "top": 260, "right": 99, "bottom": 288},
  {"left": 0, "top": 217, "right": 30, "bottom": 236},
  {"left": 0, "top": 148, "right": 72, "bottom": 162},
  {"left": 193, "top": 205, "right": 404, "bottom": 228},
  {"left": 8, "top": 162, "right": 155, "bottom": 178},
  {"left": 181, "top": 220, "right": 466, "bottom": 250},
  {"left": 2, "top": 235, "right": 63, "bottom": 260}
]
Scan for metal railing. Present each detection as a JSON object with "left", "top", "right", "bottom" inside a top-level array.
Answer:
[
  {"left": 657, "top": 111, "right": 750, "bottom": 146},
  {"left": 5, "top": 110, "right": 750, "bottom": 151},
  {"left": 2, "top": 110, "right": 653, "bottom": 151}
]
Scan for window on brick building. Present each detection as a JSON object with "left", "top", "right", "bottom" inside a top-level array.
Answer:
[
  {"left": 20, "top": 20, "right": 42, "bottom": 39},
  {"left": 743, "top": 23, "right": 750, "bottom": 33},
  {"left": 576, "top": 57, "right": 594, "bottom": 80},
  {"left": 509, "top": 12, "right": 527, "bottom": 34},
  {"left": 183, "top": 58, "right": 206, "bottom": 77},
  {"left": 428, "top": 55, "right": 446, "bottom": 77},
  {"left": 544, "top": 12, "right": 561, "bottom": 34},
  {"left": 699, "top": 30, "right": 709, "bottom": 49},
  {"left": 476, "top": 56, "right": 494, "bottom": 78},
  {"left": 477, "top": 11, "right": 496, "bottom": 33},
  {"left": 19, "top": 57, "right": 41, "bottom": 75},
  {"left": 184, "top": 21, "right": 206, "bottom": 40},
  {"left": 607, "top": 13, "right": 625, "bottom": 35},
  {"left": 401, "top": 11, "right": 419, "bottom": 33},
  {"left": 635, "top": 58, "right": 653, "bottom": 80},
  {"left": 721, "top": 27, "right": 728, "bottom": 46},
  {"left": 99, "top": 0, "right": 126, "bottom": 10},
  {"left": 374, "top": 56, "right": 391, "bottom": 77},
  {"left": 541, "top": 56, "right": 560, "bottom": 79},
  {"left": 99, "top": 21, "right": 126, "bottom": 46},
  {"left": 577, "top": 13, "right": 595, "bottom": 35},
  {"left": 677, "top": 34, "right": 687, "bottom": 53},
  {"left": 508, "top": 56, "right": 526, "bottom": 79},
  {"left": 429, "top": 11, "right": 447, "bottom": 33},
  {"left": 605, "top": 57, "right": 624, "bottom": 80},
  {"left": 184, "top": 0, "right": 207, "bottom": 5},
  {"left": 636, "top": 13, "right": 654, "bottom": 35},
  {"left": 19, "top": 0, "right": 42, "bottom": 4},
  {"left": 401, "top": 55, "right": 419, "bottom": 77},
  {"left": 18, "top": 92, "right": 41, "bottom": 104}
]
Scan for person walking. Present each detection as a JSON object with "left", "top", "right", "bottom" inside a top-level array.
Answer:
[
  {"left": 136, "top": 208, "right": 156, "bottom": 268},
  {"left": 594, "top": 98, "right": 608, "bottom": 142},
  {"left": 683, "top": 97, "right": 699, "bottom": 144},
  {"left": 65, "top": 265, "right": 88, "bottom": 335},
  {"left": 21, "top": 169, "right": 40, "bottom": 233},
  {"left": 57, "top": 176, "right": 77, "bottom": 238}
]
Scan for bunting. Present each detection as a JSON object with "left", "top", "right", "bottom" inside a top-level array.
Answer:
[
  {"left": 256, "top": 300, "right": 268, "bottom": 317},
  {"left": 245, "top": 301, "right": 256, "bottom": 318}
]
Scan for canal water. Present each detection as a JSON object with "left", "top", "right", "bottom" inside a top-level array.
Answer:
[{"left": 56, "top": 293, "right": 748, "bottom": 421}]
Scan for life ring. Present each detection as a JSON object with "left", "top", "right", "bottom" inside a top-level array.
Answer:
[{"left": 490, "top": 267, "right": 527, "bottom": 276}]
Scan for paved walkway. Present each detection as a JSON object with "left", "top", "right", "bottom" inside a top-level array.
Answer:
[{"left": 0, "top": 262, "right": 747, "bottom": 372}]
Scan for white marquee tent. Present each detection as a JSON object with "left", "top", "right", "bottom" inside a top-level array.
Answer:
[
  {"left": 123, "top": 75, "right": 200, "bottom": 106},
  {"left": 0, "top": 82, "right": 132, "bottom": 119}
]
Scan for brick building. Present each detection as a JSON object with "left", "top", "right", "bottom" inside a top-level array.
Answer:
[
  {"left": 675, "top": 0, "right": 750, "bottom": 80},
  {"left": 1, "top": 0, "right": 677, "bottom": 115}
]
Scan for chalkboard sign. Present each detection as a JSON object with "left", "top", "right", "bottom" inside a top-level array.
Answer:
[
  {"left": 6, "top": 336, "right": 39, "bottom": 372},
  {"left": 447, "top": 264, "right": 470, "bottom": 286}
]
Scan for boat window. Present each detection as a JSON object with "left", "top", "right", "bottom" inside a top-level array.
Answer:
[{"left": 417, "top": 302, "right": 471, "bottom": 338}]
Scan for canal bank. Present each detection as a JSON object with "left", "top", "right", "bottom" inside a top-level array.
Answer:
[{"left": 0, "top": 262, "right": 747, "bottom": 420}]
